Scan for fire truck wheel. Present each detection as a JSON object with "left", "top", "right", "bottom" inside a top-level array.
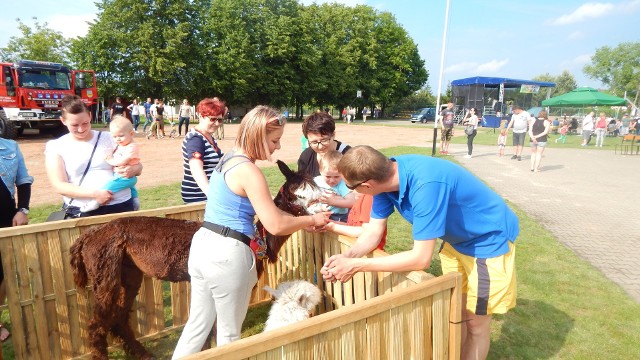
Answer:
[{"left": 0, "top": 111, "right": 19, "bottom": 140}]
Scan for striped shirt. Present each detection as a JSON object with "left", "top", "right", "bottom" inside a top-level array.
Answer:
[{"left": 181, "top": 129, "right": 223, "bottom": 203}]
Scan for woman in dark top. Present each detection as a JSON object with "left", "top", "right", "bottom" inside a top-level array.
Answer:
[
  {"left": 297, "top": 112, "right": 351, "bottom": 177},
  {"left": 181, "top": 98, "right": 225, "bottom": 203},
  {"left": 528, "top": 110, "right": 551, "bottom": 173}
]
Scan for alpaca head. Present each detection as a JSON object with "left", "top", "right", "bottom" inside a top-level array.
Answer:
[
  {"left": 263, "top": 280, "right": 323, "bottom": 331},
  {"left": 274, "top": 160, "right": 329, "bottom": 216}
]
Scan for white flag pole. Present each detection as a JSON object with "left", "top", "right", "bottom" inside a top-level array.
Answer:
[{"left": 432, "top": 0, "right": 452, "bottom": 155}]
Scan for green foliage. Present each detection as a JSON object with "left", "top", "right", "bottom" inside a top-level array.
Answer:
[
  {"left": 532, "top": 70, "right": 578, "bottom": 105},
  {"left": 583, "top": 41, "right": 640, "bottom": 100},
  {"left": 0, "top": 17, "right": 70, "bottom": 64},
  {"left": 63, "top": 0, "right": 426, "bottom": 111}
]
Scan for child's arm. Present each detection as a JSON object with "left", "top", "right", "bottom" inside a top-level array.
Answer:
[
  {"left": 106, "top": 155, "right": 133, "bottom": 167},
  {"left": 324, "top": 221, "right": 365, "bottom": 238},
  {"left": 321, "top": 190, "right": 356, "bottom": 209}
]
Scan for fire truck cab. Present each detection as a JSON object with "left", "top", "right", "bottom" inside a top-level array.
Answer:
[{"left": 0, "top": 60, "right": 98, "bottom": 139}]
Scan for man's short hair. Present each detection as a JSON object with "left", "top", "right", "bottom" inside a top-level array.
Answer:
[
  {"left": 338, "top": 145, "right": 393, "bottom": 184},
  {"left": 302, "top": 112, "right": 335, "bottom": 137}
]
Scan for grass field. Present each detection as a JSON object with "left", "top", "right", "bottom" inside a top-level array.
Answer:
[{"left": 10, "top": 145, "right": 640, "bottom": 359}]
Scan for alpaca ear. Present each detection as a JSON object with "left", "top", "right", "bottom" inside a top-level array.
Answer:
[
  {"left": 297, "top": 293, "right": 308, "bottom": 306},
  {"left": 277, "top": 160, "right": 295, "bottom": 179}
]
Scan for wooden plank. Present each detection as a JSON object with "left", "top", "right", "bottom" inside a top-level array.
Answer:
[
  {"left": 315, "top": 232, "right": 331, "bottom": 312},
  {"left": 152, "top": 278, "right": 165, "bottom": 332},
  {"left": 340, "top": 322, "right": 356, "bottom": 359},
  {"left": 449, "top": 274, "right": 462, "bottom": 360},
  {"left": 432, "top": 291, "right": 447, "bottom": 360},
  {"left": 137, "top": 276, "right": 151, "bottom": 335},
  {"left": 62, "top": 227, "right": 84, "bottom": 357},
  {"left": 0, "top": 237, "right": 28, "bottom": 359},
  {"left": 24, "top": 232, "right": 51, "bottom": 359},
  {"left": 39, "top": 232, "right": 64, "bottom": 359},
  {"left": 367, "top": 313, "right": 382, "bottom": 360},
  {"left": 51, "top": 229, "right": 74, "bottom": 359}
]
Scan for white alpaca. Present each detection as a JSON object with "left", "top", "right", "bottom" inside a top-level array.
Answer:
[{"left": 263, "top": 280, "right": 322, "bottom": 332}]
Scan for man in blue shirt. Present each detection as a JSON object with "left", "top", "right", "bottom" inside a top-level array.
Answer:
[
  {"left": 142, "top": 97, "right": 154, "bottom": 133},
  {"left": 322, "top": 145, "right": 519, "bottom": 360}
]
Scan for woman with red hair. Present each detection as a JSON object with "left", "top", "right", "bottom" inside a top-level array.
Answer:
[{"left": 180, "top": 97, "right": 226, "bottom": 203}]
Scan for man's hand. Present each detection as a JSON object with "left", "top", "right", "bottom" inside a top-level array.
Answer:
[{"left": 321, "top": 255, "right": 360, "bottom": 283}]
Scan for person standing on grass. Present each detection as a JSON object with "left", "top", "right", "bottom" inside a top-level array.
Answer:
[
  {"left": 594, "top": 112, "right": 607, "bottom": 147},
  {"left": 172, "top": 106, "right": 330, "bottom": 358},
  {"left": 581, "top": 111, "right": 595, "bottom": 146},
  {"left": 321, "top": 145, "right": 519, "bottom": 360},
  {"left": 505, "top": 105, "right": 530, "bottom": 161},
  {"left": 439, "top": 102, "right": 455, "bottom": 155},
  {"left": 528, "top": 110, "right": 550, "bottom": 172},
  {"left": 180, "top": 98, "right": 225, "bottom": 203}
]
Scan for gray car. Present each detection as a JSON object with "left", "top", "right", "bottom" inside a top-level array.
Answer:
[{"left": 410, "top": 107, "right": 436, "bottom": 123}]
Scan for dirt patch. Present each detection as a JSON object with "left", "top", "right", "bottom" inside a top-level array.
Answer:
[{"left": 18, "top": 122, "right": 437, "bottom": 206}]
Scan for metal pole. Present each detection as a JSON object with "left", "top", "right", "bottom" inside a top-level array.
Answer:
[{"left": 432, "top": 0, "right": 452, "bottom": 156}]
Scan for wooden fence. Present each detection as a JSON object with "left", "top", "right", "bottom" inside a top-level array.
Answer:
[{"left": 0, "top": 204, "right": 461, "bottom": 359}]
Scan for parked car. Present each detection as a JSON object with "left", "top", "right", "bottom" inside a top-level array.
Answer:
[{"left": 410, "top": 107, "right": 436, "bottom": 123}]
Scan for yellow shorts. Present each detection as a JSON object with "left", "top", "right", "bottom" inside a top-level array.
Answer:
[{"left": 439, "top": 241, "right": 517, "bottom": 315}]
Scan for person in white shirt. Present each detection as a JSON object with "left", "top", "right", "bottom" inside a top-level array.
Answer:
[
  {"left": 505, "top": 105, "right": 530, "bottom": 161},
  {"left": 581, "top": 111, "right": 595, "bottom": 146}
]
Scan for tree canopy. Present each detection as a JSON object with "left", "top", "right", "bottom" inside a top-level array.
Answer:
[
  {"left": 67, "top": 0, "right": 428, "bottom": 113},
  {"left": 583, "top": 41, "right": 640, "bottom": 102},
  {"left": 0, "top": 17, "right": 71, "bottom": 64},
  {"left": 532, "top": 70, "right": 577, "bottom": 105}
]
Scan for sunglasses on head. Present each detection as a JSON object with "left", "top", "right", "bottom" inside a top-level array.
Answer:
[{"left": 268, "top": 114, "right": 286, "bottom": 126}]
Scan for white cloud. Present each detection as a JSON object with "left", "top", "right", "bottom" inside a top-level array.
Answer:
[
  {"left": 567, "top": 31, "right": 583, "bottom": 40},
  {"left": 572, "top": 53, "right": 593, "bottom": 65},
  {"left": 477, "top": 59, "right": 509, "bottom": 73},
  {"left": 550, "top": 2, "right": 621, "bottom": 25},
  {"left": 445, "top": 59, "right": 509, "bottom": 75},
  {"left": 45, "top": 13, "right": 96, "bottom": 39}
]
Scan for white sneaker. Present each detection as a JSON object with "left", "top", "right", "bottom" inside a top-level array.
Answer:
[{"left": 464, "top": 154, "right": 472, "bottom": 158}]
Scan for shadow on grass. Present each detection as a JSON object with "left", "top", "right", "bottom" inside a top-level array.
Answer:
[{"left": 491, "top": 298, "right": 574, "bottom": 359}]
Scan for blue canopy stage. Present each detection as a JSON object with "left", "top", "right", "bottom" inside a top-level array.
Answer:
[{"left": 451, "top": 76, "right": 556, "bottom": 128}]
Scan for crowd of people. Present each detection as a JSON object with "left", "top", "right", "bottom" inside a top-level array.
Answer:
[{"left": 2, "top": 96, "right": 530, "bottom": 360}]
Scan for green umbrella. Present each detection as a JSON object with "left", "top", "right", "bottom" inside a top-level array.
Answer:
[{"left": 541, "top": 87, "right": 627, "bottom": 107}]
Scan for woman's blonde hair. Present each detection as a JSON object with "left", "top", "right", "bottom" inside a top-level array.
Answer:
[
  {"left": 538, "top": 110, "right": 548, "bottom": 119},
  {"left": 235, "top": 105, "right": 285, "bottom": 161}
]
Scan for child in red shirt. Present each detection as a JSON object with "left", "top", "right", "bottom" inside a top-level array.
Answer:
[{"left": 323, "top": 192, "right": 387, "bottom": 251}]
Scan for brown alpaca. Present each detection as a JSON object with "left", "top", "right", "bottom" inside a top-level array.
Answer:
[{"left": 69, "top": 160, "right": 325, "bottom": 360}]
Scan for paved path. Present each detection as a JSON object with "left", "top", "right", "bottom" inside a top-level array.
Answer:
[{"left": 439, "top": 143, "right": 640, "bottom": 302}]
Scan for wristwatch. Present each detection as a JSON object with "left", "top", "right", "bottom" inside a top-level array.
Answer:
[{"left": 18, "top": 208, "right": 30, "bottom": 215}]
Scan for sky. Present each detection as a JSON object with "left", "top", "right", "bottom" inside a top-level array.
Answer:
[{"left": 1, "top": 0, "right": 638, "bottom": 95}]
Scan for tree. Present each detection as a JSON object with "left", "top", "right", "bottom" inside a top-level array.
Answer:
[
  {"left": 583, "top": 42, "right": 640, "bottom": 102},
  {"left": 532, "top": 70, "right": 577, "bottom": 105},
  {"left": 0, "top": 18, "right": 70, "bottom": 64}
]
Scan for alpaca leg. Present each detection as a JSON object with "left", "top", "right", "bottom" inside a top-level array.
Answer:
[
  {"left": 88, "top": 309, "right": 111, "bottom": 360},
  {"left": 110, "top": 264, "right": 154, "bottom": 359}
]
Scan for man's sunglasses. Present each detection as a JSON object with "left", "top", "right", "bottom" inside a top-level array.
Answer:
[{"left": 345, "top": 179, "right": 369, "bottom": 190}]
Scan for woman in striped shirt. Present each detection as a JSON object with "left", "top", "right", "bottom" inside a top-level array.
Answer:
[{"left": 181, "top": 98, "right": 225, "bottom": 203}]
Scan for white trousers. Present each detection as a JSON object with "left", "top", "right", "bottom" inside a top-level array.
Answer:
[{"left": 172, "top": 228, "right": 257, "bottom": 359}]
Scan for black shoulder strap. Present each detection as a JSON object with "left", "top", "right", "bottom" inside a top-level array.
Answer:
[{"left": 68, "top": 131, "right": 102, "bottom": 205}]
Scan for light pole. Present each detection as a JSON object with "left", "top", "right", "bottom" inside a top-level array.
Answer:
[{"left": 432, "top": 0, "right": 452, "bottom": 155}]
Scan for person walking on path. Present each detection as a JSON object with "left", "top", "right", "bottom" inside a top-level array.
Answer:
[
  {"left": 178, "top": 99, "right": 193, "bottom": 137},
  {"left": 439, "top": 102, "right": 456, "bottom": 155},
  {"left": 127, "top": 99, "right": 141, "bottom": 133},
  {"left": 142, "top": 98, "right": 153, "bottom": 133},
  {"left": 505, "top": 105, "right": 530, "bottom": 161},
  {"left": 594, "top": 112, "right": 607, "bottom": 147},
  {"left": 528, "top": 110, "right": 550, "bottom": 172},
  {"left": 321, "top": 145, "right": 519, "bottom": 360},
  {"left": 463, "top": 108, "right": 479, "bottom": 158}
]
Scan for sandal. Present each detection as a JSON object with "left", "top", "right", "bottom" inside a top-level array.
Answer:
[{"left": 0, "top": 324, "right": 11, "bottom": 343}]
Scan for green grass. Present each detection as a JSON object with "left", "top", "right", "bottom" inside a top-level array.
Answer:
[{"left": 16, "top": 146, "right": 640, "bottom": 359}]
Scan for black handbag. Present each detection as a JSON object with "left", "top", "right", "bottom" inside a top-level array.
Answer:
[{"left": 46, "top": 132, "right": 102, "bottom": 221}]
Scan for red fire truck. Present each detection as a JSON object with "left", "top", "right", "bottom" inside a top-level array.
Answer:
[{"left": 0, "top": 60, "right": 98, "bottom": 139}]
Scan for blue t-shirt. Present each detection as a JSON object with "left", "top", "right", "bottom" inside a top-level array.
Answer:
[
  {"left": 204, "top": 162, "right": 256, "bottom": 237},
  {"left": 313, "top": 175, "right": 350, "bottom": 215},
  {"left": 371, "top": 155, "right": 519, "bottom": 258},
  {"left": 143, "top": 102, "right": 152, "bottom": 115}
]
